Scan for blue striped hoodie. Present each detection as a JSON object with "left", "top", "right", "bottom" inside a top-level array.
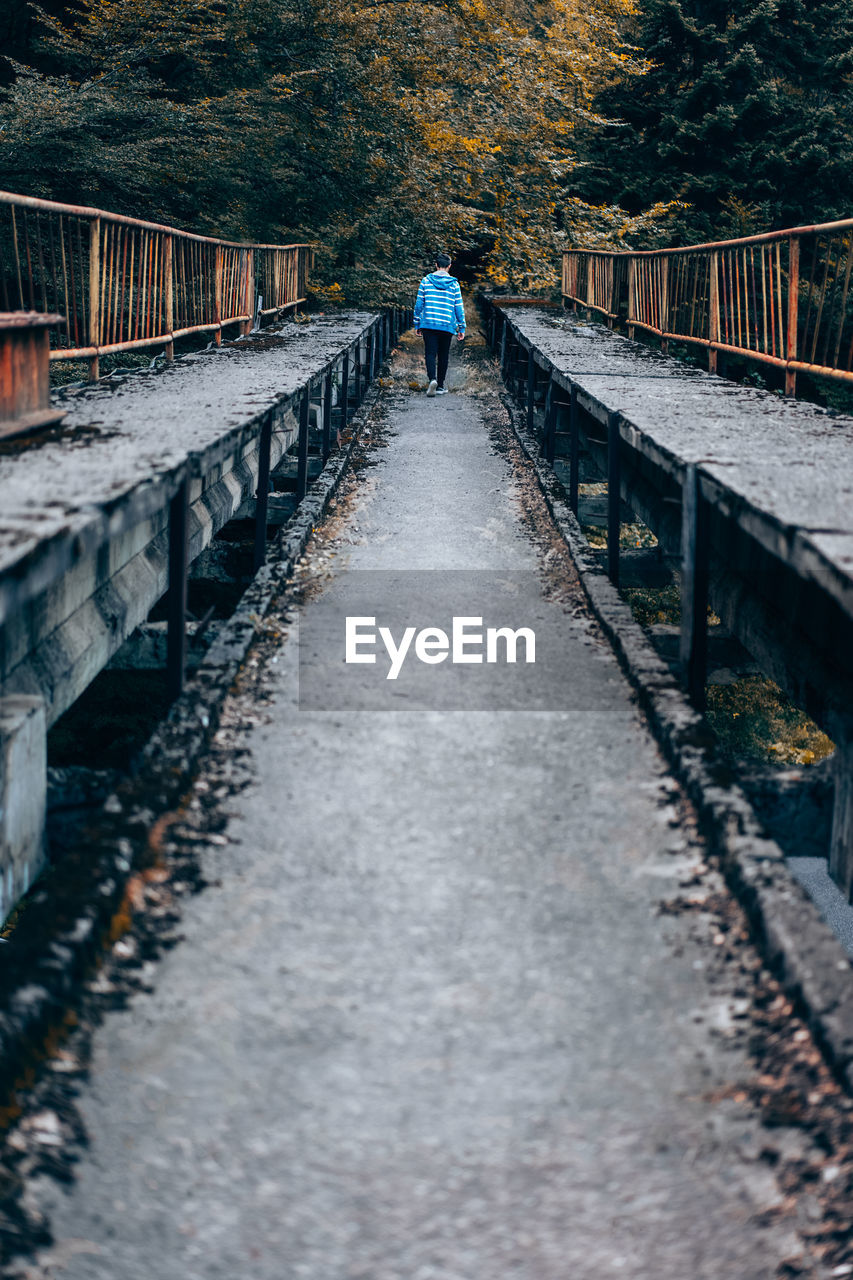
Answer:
[{"left": 414, "top": 272, "right": 466, "bottom": 335}]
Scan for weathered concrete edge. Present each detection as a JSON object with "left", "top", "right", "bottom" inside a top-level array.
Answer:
[
  {"left": 0, "top": 378, "right": 385, "bottom": 1105},
  {"left": 498, "top": 389, "right": 853, "bottom": 1092}
]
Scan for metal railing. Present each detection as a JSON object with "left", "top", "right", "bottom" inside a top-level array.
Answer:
[
  {"left": 562, "top": 218, "right": 853, "bottom": 396},
  {"left": 0, "top": 190, "right": 313, "bottom": 380}
]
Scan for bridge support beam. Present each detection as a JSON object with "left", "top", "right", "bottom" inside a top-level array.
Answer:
[
  {"left": 167, "top": 477, "right": 190, "bottom": 704},
  {"left": 322, "top": 369, "right": 334, "bottom": 464},
  {"left": 830, "top": 746, "right": 853, "bottom": 901},
  {"left": 569, "top": 385, "right": 580, "bottom": 515},
  {"left": 0, "top": 696, "right": 46, "bottom": 924},
  {"left": 296, "top": 388, "right": 311, "bottom": 503},
  {"left": 679, "top": 464, "right": 710, "bottom": 711},
  {"left": 607, "top": 410, "right": 621, "bottom": 587},
  {"left": 340, "top": 353, "right": 350, "bottom": 428},
  {"left": 543, "top": 375, "right": 555, "bottom": 464},
  {"left": 253, "top": 416, "right": 273, "bottom": 573},
  {"left": 526, "top": 347, "right": 536, "bottom": 435}
]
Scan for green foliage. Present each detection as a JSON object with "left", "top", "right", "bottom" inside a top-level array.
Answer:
[
  {"left": 578, "top": 0, "right": 853, "bottom": 244},
  {"left": 706, "top": 675, "right": 835, "bottom": 768},
  {"left": 0, "top": 0, "right": 645, "bottom": 300}
]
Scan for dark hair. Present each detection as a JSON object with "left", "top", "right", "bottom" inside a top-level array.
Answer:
[{"left": 434, "top": 252, "right": 451, "bottom": 269}]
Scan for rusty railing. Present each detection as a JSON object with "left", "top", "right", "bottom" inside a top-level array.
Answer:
[
  {"left": 562, "top": 218, "right": 853, "bottom": 396},
  {"left": 0, "top": 190, "right": 313, "bottom": 380}
]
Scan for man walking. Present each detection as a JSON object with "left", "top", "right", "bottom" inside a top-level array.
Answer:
[{"left": 414, "top": 253, "right": 466, "bottom": 396}]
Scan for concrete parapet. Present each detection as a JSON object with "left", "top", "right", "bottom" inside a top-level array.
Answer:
[{"left": 0, "top": 696, "right": 46, "bottom": 922}]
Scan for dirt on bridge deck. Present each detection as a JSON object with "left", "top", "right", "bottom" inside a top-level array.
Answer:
[{"left": 3, "top": 321, "right": 853, "bottom": 1280}]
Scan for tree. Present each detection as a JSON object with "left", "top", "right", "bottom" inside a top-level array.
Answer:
[
  {"left": 0, "top": 0, "right": 641, "bottom": 296},
  {"left": 578, "top": 0, "right": 853, "bottom": 244}
]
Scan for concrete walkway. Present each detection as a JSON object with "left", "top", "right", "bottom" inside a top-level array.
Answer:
[{"left": 22, "top": 330, "right": 822, "bottom": 1278}]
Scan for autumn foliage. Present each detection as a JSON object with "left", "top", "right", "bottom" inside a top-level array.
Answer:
[{"left": 0, "top": 0, "right": 642, "bottom": 299}]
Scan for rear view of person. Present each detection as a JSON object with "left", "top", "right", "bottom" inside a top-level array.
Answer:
[{"left": 414, "top": 253, "right": 466, "bottom": 396}]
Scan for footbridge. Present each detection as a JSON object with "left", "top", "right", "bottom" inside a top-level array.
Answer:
[{"left": 2, "top": 193, "right": 853, "bottom": 1279}]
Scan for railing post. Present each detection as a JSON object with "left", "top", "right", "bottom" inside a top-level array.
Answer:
[
  {"left": 296, "top": 387, "right": 310, "bottom": 502},
  {"left": 660, "top": 256, "right": 670, "bottom": 354},
  {"left": 164, "top": 234, "right": 174, "bottom": 361},
  {"left": 708, "top": 251, "right": 720, "bottom": 374},
  {"left": 679, "top": 464, "right": 710, "bottom": 710},
  {"left": 499, "top": 316, "right": 508, "bottom": 378},
  {"left": 627, "top": 258, "right": 636, "bottom": 339},
  {"left": 253, "top": 416, "right": 273, "bottom": 572},
  {"left": 167, "top": 475, "right": 190, "bottom": 704},
  {"left": 607, "top": 410, "right": 621, "bottom": 587},
  {"left": 88, "top": 216, "right": 101, "bottom": 381},
  {"left": 242, "top": 247, "right": 255, "bottom": 337},
  {"left": 786, "top": 235, "right": 799, "bottom": 396},
  {"left": 214, "top": 244, "right": 223, "bottom": 346}
]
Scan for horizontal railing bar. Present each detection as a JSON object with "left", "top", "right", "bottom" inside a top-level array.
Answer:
[
  {"left": 48, "top": 317, "right": 254, "bottom": 359},
  {"left": 564, "top": 217, "right": 853, "bottom": 257}
]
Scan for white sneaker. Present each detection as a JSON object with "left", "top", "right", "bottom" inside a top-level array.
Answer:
[
  {"left": 426, "top": 379, "right": 437, "bottom": 397},
  {"left": 436, "top": 387, "right": 448, "bottom": 395}
]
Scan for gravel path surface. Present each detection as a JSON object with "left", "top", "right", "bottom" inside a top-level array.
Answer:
[{"left": 12, "top": 326, "right": 841, "bottom": 1279}]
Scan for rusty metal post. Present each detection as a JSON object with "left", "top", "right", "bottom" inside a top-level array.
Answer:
[
  {"left": 708, "top": 251, "right": 720, "bottom": 374},
  {"left": 253, "top": 416, "right": 273, "bottom": 572},
  {"left": 679, "top": 464, "right": 710, "bottom": 709},
  {"left": 0, "top": 313, "right": 67, "bottom": 439},
  {"left": 167, "top": 475, "right": 190, "bottom": 704},
  {"left": 786, "top": 236, "right": 800, "bottom": 396},
  {"left": 607, "top": 410, "right": 621, "bottom": 587},
  {"left": 322, "top": 367, "right": 333, "bottom": 463},
  {"left": 88, "top": 216, "right": 101, "bottom": 381},
  {"left": 296, "top": 387, "right": 310, "bottom": 502},
  {"left": 569, "top": 384, "right": 579, "bottom": 516},
  {"left": 164, "top": 234, "right": 174, "bottom": 361},
  {"left": 242, "top": 248, "right": 255, "bottom": 337},
  {"left": 626, "top": 258, "right": 636, "bottom": 339},
  {"left": 660, "top": 257, "right": 670, "bottom": 355},
  {"left": 214, "top": 244, "right": 223, "bottom": 346}
]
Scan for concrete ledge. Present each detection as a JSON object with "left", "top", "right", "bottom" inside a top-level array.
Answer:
[
  {"left": 0, "top": 374, "right": 386, "bottom": 1104},
  {"left": 497, "top": 387, "right": 853, "bottom": 1094}
]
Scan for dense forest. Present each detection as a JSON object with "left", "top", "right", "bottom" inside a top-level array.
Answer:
[{"left": 1, "top": 0, "right": 851, "bottom": 299}]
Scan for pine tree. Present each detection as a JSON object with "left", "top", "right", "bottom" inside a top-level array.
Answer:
[{"left": 581, "top": 0, "right": 853, "bottom": 243}]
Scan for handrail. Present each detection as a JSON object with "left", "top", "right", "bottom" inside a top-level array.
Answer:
[
  {"left": 0, "top": 189, "right": 314, "bottom": 380},
  {"left": 562, "top": 217, "right": 853, "bottom": 396}
]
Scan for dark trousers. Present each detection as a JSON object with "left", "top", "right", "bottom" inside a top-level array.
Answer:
[{"left": 422, "top": 328, "right": 452, "bottom": 386}]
